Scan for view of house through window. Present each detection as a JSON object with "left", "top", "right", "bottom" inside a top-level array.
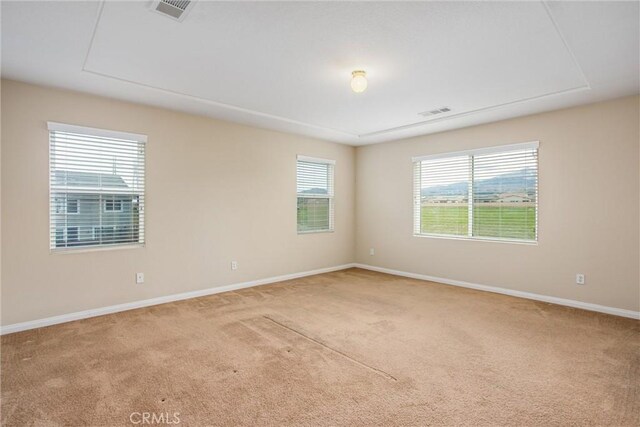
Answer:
[
  {"left": 48, "top": 123, "right": 146, "bottom": 250},
  {"left": 296, "top": 156, "right": 335, "bottom": 233},
  {"left": 414, "top": 143, "right": 538, "bottom": 242}
]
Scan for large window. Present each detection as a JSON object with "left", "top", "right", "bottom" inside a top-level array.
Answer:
[
  {"left": 49, "top": 122, "right": 146, "bottom": 251},
  {"left": 296, "top": 155, "right": 335, "bottom": 233},
  {"left": 413, "top": 142, "right": 538, "bottom": 242}
]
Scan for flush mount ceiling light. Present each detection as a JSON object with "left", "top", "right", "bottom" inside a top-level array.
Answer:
[{"left": 350, "top": 70, "right": 367, "bottom": 93}]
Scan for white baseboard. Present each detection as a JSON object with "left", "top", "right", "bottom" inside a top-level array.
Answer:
[
  {"left": 0, "top": 263, "right": 356, "bottom": 335},
  {"left": 354, "top": 263, "right": 640, "bottom": 320},
  {"left": 3, "top": 262, "right": 636, "bottom": 335}
]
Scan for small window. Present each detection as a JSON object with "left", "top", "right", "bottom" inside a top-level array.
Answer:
[
  {"left": 296, "top": 155, "right": 335, "bottom": 233},
  {"left": 48, "top": 122, "right": 146, "bottom": 251},
  {"left": 67, "top": 227, "right": 79, "bottom": 243},
  {"left": 67, "top": 198, "right": 79, "bottom": 214},
  {"left": 413, "top": 142, "right": 538, "bottom": 242},
  {"left": 104, "top": 198, "right": 123, "bottom": 212}
]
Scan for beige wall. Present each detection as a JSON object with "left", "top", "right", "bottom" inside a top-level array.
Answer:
[
  {"left": 356, "top": 96, "right": 640, "bottom": 312},
  {"left": 2, "top": 80, "right": 638, "bottom": 326},
  {"left": 1, "top": 80, "right": 355, "bottom": 325}
]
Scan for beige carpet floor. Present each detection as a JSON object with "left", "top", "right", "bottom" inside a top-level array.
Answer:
[{"left": 1, "top": 268, "right": 638, "bottom": 426}]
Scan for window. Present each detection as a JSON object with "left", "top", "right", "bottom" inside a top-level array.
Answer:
[
  {"left": 413, "top": 142, "right": 538, "bottom": 242},
  {"left": 67, "top": 198, "right": 79, "bottom": 214},
  {"left": 296, "top": 155, "right": 335, "bottom": 233},
  {"left": 67, "top": 227, "right": 79, "bottom": 243},
  {"left": 48, "top": 122, "right": 146, "bottom": 250},
  {"left": 104, "top": 198, "right": 123, "bottom": 212}
]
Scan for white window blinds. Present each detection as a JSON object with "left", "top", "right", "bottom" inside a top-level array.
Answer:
[
  {"left": 296, "top": 155, "right": 335, "bottom": 233},
  {"left": 48, "top": 122, "right": 146, "bottom": 251},
  {"left": 413, "top": 142, "right": 538, "bottom": 242}
]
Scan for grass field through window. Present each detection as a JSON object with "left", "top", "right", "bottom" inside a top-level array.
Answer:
[
  {"left": 297, "top": 198, "right": 330, "bottom": 232},
  {"left": 421, "top": 204, "right": 536, "bottom": 240}
]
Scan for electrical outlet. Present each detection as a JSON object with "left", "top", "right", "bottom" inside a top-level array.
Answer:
[
  {"left": 231, "top": 261, "right": 238, "bottom": 271},
  {"left": 576, "top": 274, "right": 585, "bottom": 285},
  {"left": 136, "top": 272, "right": 144, "bottom": 284},
  {"left": 369, "top": 248, "right": 375, "bottom": 256}
]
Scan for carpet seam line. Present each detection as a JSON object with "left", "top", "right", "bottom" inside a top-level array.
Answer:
[{"left": 262, "top": 315, "right": 398, "bottom": 382}]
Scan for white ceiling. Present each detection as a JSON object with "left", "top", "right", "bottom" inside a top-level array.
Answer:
[{"left": 2, "top": 1, "right": 638, "bottom": 145}]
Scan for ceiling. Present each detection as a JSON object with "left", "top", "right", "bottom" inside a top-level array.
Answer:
[{"left": 2, "top": 1, "right": 638, "bottom": 145}]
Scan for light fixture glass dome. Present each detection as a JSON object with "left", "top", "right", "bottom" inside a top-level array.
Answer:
[{"left": 350, "top": 70, "right": 367, "bottom": 93}]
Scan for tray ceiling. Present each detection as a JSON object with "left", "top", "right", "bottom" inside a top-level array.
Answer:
[{"left": 2, "top": 1, "right": 638, "bottom": 145}]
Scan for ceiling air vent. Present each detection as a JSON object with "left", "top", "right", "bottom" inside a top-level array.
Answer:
[
  {"left": 419, "top": 107, "right": 452, "bottom": 118},
  {"left": 151, "top": 0, "right": 194, "bottom": 22}
]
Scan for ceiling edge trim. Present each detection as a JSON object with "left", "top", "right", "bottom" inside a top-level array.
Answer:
[
  {"left": 541, "top": 0, "right": 591, "bottom": 89},
  {"left": 82, "top": 68, "right": 359, "bottom": 139},
  {"left": 81, "top": 0, "right": 106, "bottom": 72},
  {"left": 357, "top": 84, "right": 591, "bottom": 138}
]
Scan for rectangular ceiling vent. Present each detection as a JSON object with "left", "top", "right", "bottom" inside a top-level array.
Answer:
[
  {"left": 419, "top": 107, "right": 452, "bottom": 118},
  {"left": 151, "top": 0, "right": 194, "bottom": 22}
]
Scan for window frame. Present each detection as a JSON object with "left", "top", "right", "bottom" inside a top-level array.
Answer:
[
  {"left": 48, "top": 122, "right": 147, "bottom": 253},
  {"left": 104, "top": 198, "right": 123, "bottom": 212},
  {"left": 296, "top": 155, "right": 335, "bottom": 234},
  {"left": 67, "top": 198, "right": 79, "bottom": 215},
  {"left": 66, "top": 226, "right": 79, "bottom": 243},
  {"left": 413, "top": 141, "right": 539, "bottom": 244}
]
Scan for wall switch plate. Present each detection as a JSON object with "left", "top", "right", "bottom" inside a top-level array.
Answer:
[
  {"left": 576, "top": 274, "right": 585, "bottom": 285},
  {"left": 136, "top": 273, "right": 144, "bottom": 284},
  {"left": 231, "top": 261, "right": 238, "bottom": 271},
  {"left": 369, "top": 248, "right": 375, "bottom": 256}
]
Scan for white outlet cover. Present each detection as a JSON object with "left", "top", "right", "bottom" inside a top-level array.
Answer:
[{"left": 136, "top": 273, "right": 144, "bottom": 284}]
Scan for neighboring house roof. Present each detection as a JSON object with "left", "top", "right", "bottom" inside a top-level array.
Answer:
[{"left": 51, "top": 170, "right": 129, "bottom": 189}]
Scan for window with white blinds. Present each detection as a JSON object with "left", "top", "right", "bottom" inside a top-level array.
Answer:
[
  {"left": 48, "top": 122, "right": 146, "bottom": 251},
  {"left": 296, "top": 155, "right": 335, "bottom": 233},
  {"left": 413, "top": 142, "right": 538, "bottom": 242}
]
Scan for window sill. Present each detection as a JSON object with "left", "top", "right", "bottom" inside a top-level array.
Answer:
[
  {"left": 297, "top": 230, "right": 335, "bottom": 235},
  {"left": 413, "top": 233, "right": 537, "bottom": 245},
  {"left": 50, "top": 243, "right": 145, "bottom": 254}
]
